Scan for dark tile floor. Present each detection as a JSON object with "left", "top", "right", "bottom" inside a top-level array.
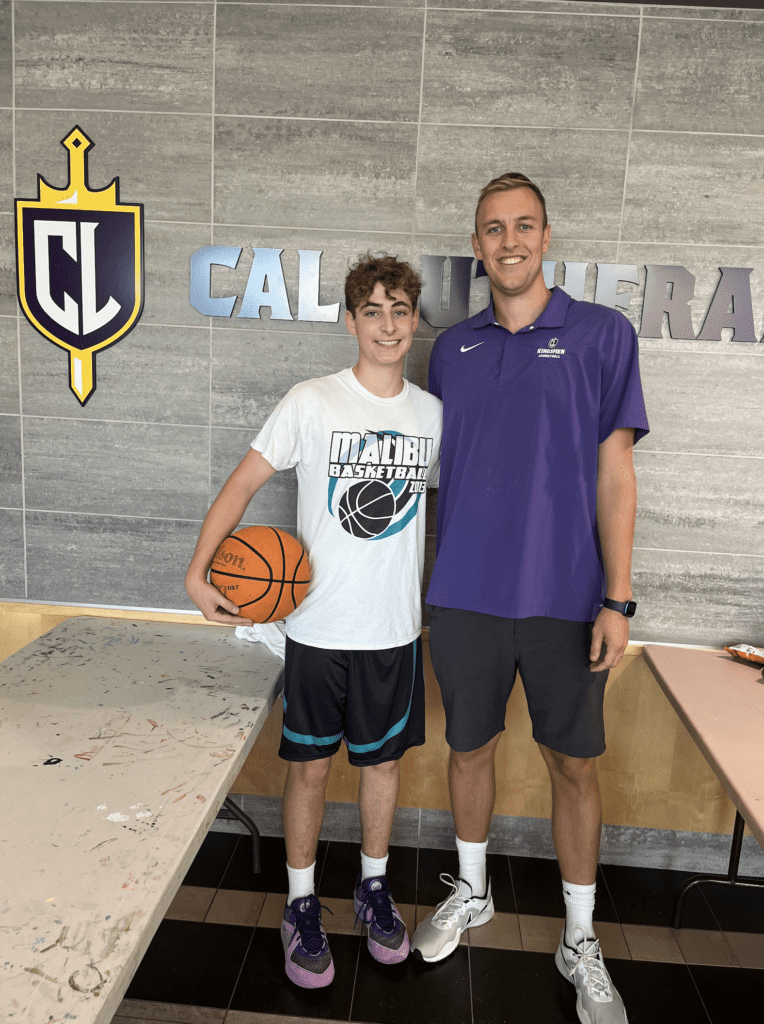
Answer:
[{"left": 116, "top": 832, "right": 764, "bottom": 1024}]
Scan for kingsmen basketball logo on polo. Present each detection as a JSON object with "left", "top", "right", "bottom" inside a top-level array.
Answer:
[
  {"left": 15, "top": 126, "right": 144, "bottom": 405},
  {"left": 327, "top": 430, "right": 433, "bottom": 539}
]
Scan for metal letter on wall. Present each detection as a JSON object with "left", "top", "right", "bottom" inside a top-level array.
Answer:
[
  {"left": 558, "top": 262, "right": 588, "bottom": 301},
  {"left": 297, "top": 250, "right": 340, "bottom": 323},
  {"left": 190, "top": 246, "right": 242, "bottom": 317},
  {"left": 419, "top": 256, "right": 473, "bottom": 328},
  {"left": 15, "top": 126, "right": 144, "bottom": 405},
  {"left": 696, "top": 267, "right": 758, "bottom": 343},
  {"left": 542, "top": 262, "right": 587, "bottom": 299},
  {"left": 239, "top": 248, "right": 294, "bottom": 321},
  {"left": 640, "top": 265, "right": 696, "bottom": 339},
  {"left": 595, "top": 265, "right": 640, "bottom": 312}
]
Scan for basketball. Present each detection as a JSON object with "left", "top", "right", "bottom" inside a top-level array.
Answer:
[{"left": 209, "top": 526, "right": 311, "bottom": 622}]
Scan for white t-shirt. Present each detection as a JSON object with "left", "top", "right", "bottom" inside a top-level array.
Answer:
[{"left": 252, "top": 368, "right": 442, "bottom": 650}]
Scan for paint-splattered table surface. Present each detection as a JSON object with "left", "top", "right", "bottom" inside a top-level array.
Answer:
[{"left": 0, "top": 617, "right": 284, "bottom": 1024}]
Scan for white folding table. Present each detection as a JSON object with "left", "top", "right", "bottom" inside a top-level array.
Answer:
[{"left": 0, "top": 617, "right": 283, "bottom": 1024}]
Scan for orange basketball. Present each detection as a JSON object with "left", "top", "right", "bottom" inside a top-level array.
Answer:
[{"left": 210, "top": 526, "right": 311, "bottom": 623}]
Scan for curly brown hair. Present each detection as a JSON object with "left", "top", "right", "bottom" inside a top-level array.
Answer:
[
  {"left": 475, "top": 172, "right": 548, "bottom": 230},
  {"left": 345, "top": 253, "right": 421, "bottom": 317}
]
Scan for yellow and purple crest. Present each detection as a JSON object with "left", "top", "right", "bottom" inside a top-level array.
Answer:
[{"left": 15, "top": 126, "right": 144, "bottom": 405}]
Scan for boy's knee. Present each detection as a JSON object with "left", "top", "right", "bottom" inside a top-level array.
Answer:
[
  {"left": 363, "top": 758, "right": 399, "bottom": 778},
  {"left": 289, "top": 756, "right": 333, "bottom": 787}
]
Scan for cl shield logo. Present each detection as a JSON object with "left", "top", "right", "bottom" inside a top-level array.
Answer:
[{"left": 15, "top": 126, "right": 144, "bottom": 405}]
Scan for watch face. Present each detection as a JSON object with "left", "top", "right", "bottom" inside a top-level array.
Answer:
[{"left": 625, "top": 601, "right": 637, "bottom": 618}]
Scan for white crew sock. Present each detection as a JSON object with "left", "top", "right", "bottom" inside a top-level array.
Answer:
[
  {"left": 562, "top": 878, "right": 596, "bottom": 950},
  {"left": 360, "top": 850, "right": 388, "bottom": 881},
  {"left": 287, "top": 861, "right": 315, "bottom": 905},
  {"left": 456, "top": 836, "right": 488, "bottom": 898}
]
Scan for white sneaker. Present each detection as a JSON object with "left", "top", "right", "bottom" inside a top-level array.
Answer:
[
  {"left": 555, "top": 927, "right": 628, "bottom": 1024},
  {"left": 411, "top": 873, "right": 494, "bottom": 963}
]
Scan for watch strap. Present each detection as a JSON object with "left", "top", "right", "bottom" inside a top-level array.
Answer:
[{"left": 602, "top": 597, "right": 637, "bottom": 618}]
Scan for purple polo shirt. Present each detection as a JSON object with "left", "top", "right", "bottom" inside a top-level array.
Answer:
[{"left": 427, "top": 287, "right": 649, "bottom": 622}]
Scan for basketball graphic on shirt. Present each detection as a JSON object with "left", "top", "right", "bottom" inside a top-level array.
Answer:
[
  {"left": 327, "top": 428, "right": 431, "bottom": 542},
  {"left": 338, "top": 480, "right": 395, "bottom": 537}
]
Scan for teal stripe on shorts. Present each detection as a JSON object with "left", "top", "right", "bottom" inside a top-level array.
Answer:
[
  {"left": 346, "top": 639, "right": 417, "bottom": 755},
  {"left": 282, "top": 695, "right": 343, "bottom": 747}
]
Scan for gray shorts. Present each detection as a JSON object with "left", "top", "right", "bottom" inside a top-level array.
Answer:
[{"left": 428, "top": 607, "right": 609, "bottom": 758}]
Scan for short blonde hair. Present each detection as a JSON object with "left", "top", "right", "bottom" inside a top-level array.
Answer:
[{"left": 475, "top": 173, "right": 548, "bottom": 230}]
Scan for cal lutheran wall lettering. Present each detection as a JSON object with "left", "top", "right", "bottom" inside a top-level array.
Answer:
[{"left": 190, "top": 248, "right": 763, "bottom": 342}]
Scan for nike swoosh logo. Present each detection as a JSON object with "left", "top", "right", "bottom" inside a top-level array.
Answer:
[{"left": 460, "top": 342, "right": 484, "bottom": 353}]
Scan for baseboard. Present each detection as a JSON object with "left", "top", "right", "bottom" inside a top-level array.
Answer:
[{"left": 214, "top": 795, "right": 764, "bottom": 876}]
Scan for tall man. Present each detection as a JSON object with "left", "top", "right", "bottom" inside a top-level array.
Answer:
[
  {"left": 186, "top": 255, "right": 442, "bottom": 988},
  {"left": 411, "top": 174, "right": 648, "bottom": 1024}
]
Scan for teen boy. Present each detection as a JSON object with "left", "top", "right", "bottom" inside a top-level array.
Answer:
[
  {"left": 411, "top": 174, "right": 648, "bottom": 1024},
  {"left": 186, "top": 254, "right": 442, "bottom": 989}
]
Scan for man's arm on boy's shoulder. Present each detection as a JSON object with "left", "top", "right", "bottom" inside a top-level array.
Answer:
[{"left": 185, "top": 448, "right": 276, "bottom": 625}]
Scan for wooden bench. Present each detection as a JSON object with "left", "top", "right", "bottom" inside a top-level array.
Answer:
[
  {"left": 0, "top": 617, "right": 284, "bottom": 1024},
  {"left": 643, "top": 644, "right": 764, "bottom": 928}
]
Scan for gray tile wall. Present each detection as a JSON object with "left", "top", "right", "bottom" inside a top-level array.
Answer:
[{"left": 2, "top": 1, "right": 762, "bottom": 646}]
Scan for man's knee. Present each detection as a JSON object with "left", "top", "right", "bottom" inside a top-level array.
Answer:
[
  {"left": 450, "top": 733, "right": 501, "bottom": 773},
  {"left": 539, "top": 744, "right": 598, "bottom": 790}
]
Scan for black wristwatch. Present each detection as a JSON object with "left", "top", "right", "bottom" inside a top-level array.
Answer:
[{"left": 602, "top": 597, "right": 637, "bottom": 618}]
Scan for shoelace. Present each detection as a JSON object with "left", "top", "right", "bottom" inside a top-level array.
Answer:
[
  {"left": 564, "top": 937, "right": 612, "bottom": 999},
  {"left": 355, "top": 879, "right": 396, "bottom": 932},
  {"left": 431, "top": 873, "right": 474, "bottom": 927},
  {"left": 293, "top": 897, "right": 333, "bottom": 956}
]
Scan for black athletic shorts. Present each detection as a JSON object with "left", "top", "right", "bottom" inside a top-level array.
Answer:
[
  {"left": 428, "top": 608, "right": 609, "bottom": 758},
  {"left": 279, "top": 636, "right": 425, "bottom": 767}
]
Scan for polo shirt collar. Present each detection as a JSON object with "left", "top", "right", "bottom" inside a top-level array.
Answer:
[{"left": 477, "top": 286, "right": 571, "bottom": 333}]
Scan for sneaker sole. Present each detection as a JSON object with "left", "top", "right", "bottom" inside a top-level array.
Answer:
[
  {"left": 554, "top": 945, "right": 628, "bottom": 1024},
  {"left": 411, "top": 902, "right": 495, "bottom": 963}
]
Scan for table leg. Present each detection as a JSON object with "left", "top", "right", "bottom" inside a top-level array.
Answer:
[
  {"left": 672, "top": 810, "right": 764, "bottom": 929},
  {"left": 221, "top": 795, "right": 262, "bottom": 873}
]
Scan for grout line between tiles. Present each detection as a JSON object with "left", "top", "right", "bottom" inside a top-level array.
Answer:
[
  {"left": 346, "top": 918, "right": 362, "bottom": 1024},
  {"left": 12, "top": 106, "right": 764, "bottom": 142},
  {"left": 403, "top": 0, "right": 428, "bottom": 385},
  {"left": 632, "top": 545, "right": 764, "bottom": 559},
  {"left": 634, "top": 449, "right": 764, "bottom": 460},
  {"left": 596, "top": 861, "right": 623, "bottom": 931},
  {"left": 11, "top": 1, "right": 29, "bottom": 601},
  {"left": 683, "top": 961, "right": 717, "bottom": 1024},
  {"left": 23, "top": 0, "right": 764, "bottom": 26},
  {"left": 210, "top": 2, "right": 645, "bottom": 18},
  {"left": 224, "top": 921, "right": 257, "bottom": 1020},
  {"left": 506, "top": 852, "right": 521, "bottom": 943},
  {"left": 615, "top": 3, "right": 642, "bottom": 263},
  {"left": 208, "top": 0, "right": 217, "bottom": 508},
  {"left": 8, "top": 221, "right": 764, "bottom": 249},
  {"left": 316, "top": 839, "right": 328, "bottom": 894},
  {"left": 466, "top": 931, "right": 475, "bottom": 1024}
]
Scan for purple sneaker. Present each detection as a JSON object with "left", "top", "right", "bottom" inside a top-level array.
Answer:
[
  {"left": 281, "top": 894, "right": 335, "bottom": 988},
  {"left": 354, "top": 874, "right": 409, "bottom": 964}
]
